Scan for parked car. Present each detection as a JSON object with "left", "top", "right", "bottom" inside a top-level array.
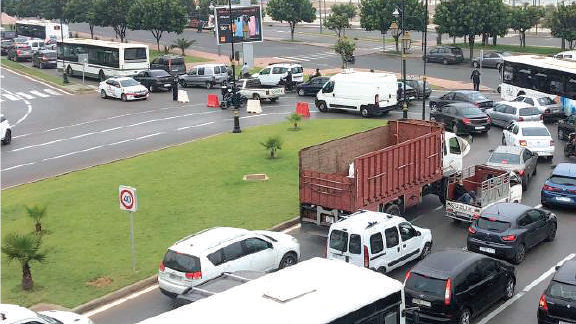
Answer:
[
  {"left": 254, "top": 63, "right": 304, "bottom": 86},
  {"left": 430, "top": 102, "right": 491, "bottom": 135},
  {"left": 178, "top": 63, "right": 229, "bottom": 89},
  {"left": 512, "top": 95, "right": 563, "bottom": 122},
  {"left": 327, "top": 210, "right": 432, "bottom": 274},
  {"left": 429, "top": 90, "right": 494, "bottom": 112},
  {"left": 488, "top": 101, "right": 542, "bottom": 127},
  {"left": 486, "top": 145, "right": 538, "bottom": 190},
  {"left": 404, "top": 250, "right": 516, "bottom": 324},
  {"left": 296, "top": 76, "right": 330, "bottom": 96},
  {"left": 31, "top": 49, "right": 57, "bottom": 69},
  {"left": 158, "top": 227, "right": 300, "bottom": 298},
  {"left": 133, "top": 69, "right": 174, "bottom": 92},
  {"left": 472, "top": 51, "right": 512, "bottom": 70},
  {"left": 557, "top": 115, "right": 576, "bottom": 141},
  {"left": 541, "top": 163, "right": 576, "bottom": 208},
  {"left": 1, "top": 39, "right": 14, "bottom": 55},
  {"left": 98, "top": 77, "right": 149, "bottom": 101},
  {"left": 538, "top": 260, "right": 576, "bottom": 324},
  {"left": 405, "top": 78, "right": 431, "bottom": 99},
  {"left": 7, "top": 43, "right": 33, "bottom": 62},
  {"left": 0, "top": 304, "right": 94, "bottom": 324},
  {"left": 0, "top": 29, "right": 16, "bottom": 40},
  {"left": 467, "top": 203, "right": 557, "bottom": 264},
  {"left": 502, "top": 121, "right": 554, "bottom": 161},
  {"left": 423, "top": 46, "right": 465, "bottom": 64},
  {"left": 554, "top": 50, "right": 576, "bottom": 62},
  {"left": 150, "top": 54, "right": 186, "bottom": 75},
  {"left": 1, "top": 114, "right": 12, "bottom": 145},
  {"left": 397, "top": 81, "right": 417, "bottom": 106}
]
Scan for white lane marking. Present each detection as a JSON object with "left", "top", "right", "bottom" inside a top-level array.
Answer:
[
  {"left": 282, "top": 223, "right": 301, "bottom": 234},
  {"left": 108, "top": 138, "right": 136, "bottom": 146},
  {"left": 3, "top": 68, "right": 73, "bottom": 95},
  {"left": 177, "top": 121, "right": 215, "bottom": 131},
  {"left": 44, "top": 88, "right": 62, "bottom": 96},
  {"left": 136, "top": 132, "right": 164, "bottom": 140},
  {"left": 11, "top": 138, "right": 67, "bottom": 152},
  {"left": 477, "top": 253, "right": 576, "bottom": 324},
  {"left": 83, "top": 285, "right": 159, "bottom": 317},
  {"left": 29, "top": 90, "right": 50, "bottom": 98},
  {"left": 2, "top": 88, "right": 33, "bottom": 127},
  {"left": 1, "top": 162, "right": 37, "bottom": 172},
  {"left": 273, "top": 56, "right": 298, "bottom": 62},
  {"left": 3, "top": 93, "right": 20, "bottom": 101},
  {"left": 16, "top": 92, "right": 34, "bottom": 99}
]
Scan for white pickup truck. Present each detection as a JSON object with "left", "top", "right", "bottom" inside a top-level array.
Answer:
[
  {"left": 445, "top": 165, "right": 523, "bottom": 222},
  {"left": 237, "top": 78, "right": 285, "bottom": 102}
]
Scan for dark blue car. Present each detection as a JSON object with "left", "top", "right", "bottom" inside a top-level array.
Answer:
[{"left": 541, "top": 163, "right": 576, "bottom": 208}]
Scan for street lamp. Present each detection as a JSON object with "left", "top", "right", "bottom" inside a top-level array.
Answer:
[
  {"left": 228, "top": 0, "right": 241, "bottom": 133},
  {"left": 401, "top": 31, "right": 412, "bottom": 119},
  {"left": 389, "top": 22, "right": 400, "bottom": 52}
]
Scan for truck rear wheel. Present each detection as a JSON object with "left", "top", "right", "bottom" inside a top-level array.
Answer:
[
  {"left": 384, "top": 204, "right": 401, "bottom": 216},
  {"left": 360, "top": 106, "right": 370, "bottom": 118},
  {"left": 317, "top": 101, "right": 328, "bottom": 112}
]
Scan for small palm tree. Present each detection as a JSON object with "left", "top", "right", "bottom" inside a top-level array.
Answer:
[
  {"left": 286, "top": 113, "right": 302, "bottom": 129},
  {"left": 171, "top": 37, "right": 196, "bottom": 56},
  {"left": 260, "top": 136, "right": 283, "bottom": 159},
  {"left": 2, "top": 232, "right": 47, "bottom": 291},
  {"left": 25, "top": 205, "right": 47, "bottom": 234}
]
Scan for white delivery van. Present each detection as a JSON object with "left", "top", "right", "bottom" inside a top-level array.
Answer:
[
  {"left": 327, "top": 210, "right": 432, "bottom": 274},
  {"left": 315, "top": 70, "right": 398, "bottom": 117}
]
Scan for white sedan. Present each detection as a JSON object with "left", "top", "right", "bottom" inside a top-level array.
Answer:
[
  {"left": 502, "top": 121, "right": 554, "bottom": 160},
  {"left": 0, "top": 304, "right": 94, "bottom": 324},
  {"left": 98, "top": 77, "right": 149, "bottom": 101}
]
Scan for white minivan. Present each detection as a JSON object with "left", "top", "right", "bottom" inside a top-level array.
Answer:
[
  {"left": 327, "top": 210, "right": 432, "bottom": 273},
  {"left": 315, "top": 71, "right": 398, "bottom": 117},
  {"left": 254, "top": 63, "right": 304, "bottom": 86}
]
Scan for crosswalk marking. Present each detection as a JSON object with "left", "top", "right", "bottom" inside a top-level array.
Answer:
[
  {"left": 1, "top": 88, "right": 66, "bottom": 102},
  {"left": 3, "top": 93, "right": 19, "bottom": 101},
  {"left": 44, "top": 89, "right": 63, "bottom": 96},
  {"left": 29, "top": 90, "right": 50, "bottom": 98},
  {"left": 273, "top": 51, "right": 340, "bottom": 62},
  {"left": 16, "top": 92, "right": 34, "bottom": 99}
]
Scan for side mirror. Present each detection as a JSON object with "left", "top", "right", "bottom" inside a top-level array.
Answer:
[
  {"left": 489, "top": 149, "right": 494, "bottom": 153},
  {"left": 416, "top": 231, "right": 421, "bottom": 236}
]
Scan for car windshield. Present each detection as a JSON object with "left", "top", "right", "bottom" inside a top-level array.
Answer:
[
  {"left": 469, "top": 92, "right": 489, "bottom": 101},
  {"left": 329, "top": 230, "right": 348, "bottom": 253},
  {"left": 476, "top": 217, "right": 511, "bottom": 233},
  {"left": 119, "top": 79, "right": 140, "bottom": 87},
  {"left": 488, "top": 152, "right": 521, "bottom": 165},
  {"left": 537, "top": 97, "right": 555, "bottom": 105},
  {"left": 162, "top": 250, "right": 201, "bottom": 272},
  {"left": 43, "top": 52, "right": 56, "bottom": 58},
  {"left": 548, "top": 281, "right": 576, "bottom": 302},
  {"left": 548, "top": 175, "right": 576, "bottom": 186},
  {"left": 519, "top": 107, "right": 541, "bottom": 116},
  {"left": 458, "top": 107, "right": 483, "bottom": 116},
  {"left": 38, "top": 314, "right": 63, "bottom": 324},
  {"left": 522, "top": 127, "right": 550, "bottom": 136},
  {"left": 405, "top": 272, "right": 446, "bottom": 297},
  {"left": 150, "top": 70, "right": 170, "bottom": 77}
]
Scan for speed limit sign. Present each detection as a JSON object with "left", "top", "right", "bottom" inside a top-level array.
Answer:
[{"left": 119, "top": 185, "right": 137, "bottom": 212}]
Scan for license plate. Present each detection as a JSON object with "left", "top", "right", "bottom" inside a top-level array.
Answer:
[
  {"left": 479, "top": 247, "right": 496, "bottom": 254},
  {"left": 169, "top": 273, "right": 180, "bottom": 280},
  {"left": 556, "top": 197, "right": 572, "bottom": 202},
  {"left": 475, "top": 126, "right": 484, "bottom": 130},
  {"left": 164, "top": 84, "right": 171, "bottom": 87},
  {"left": 413, "top": 298, "right": 431, "bottom": 307}
]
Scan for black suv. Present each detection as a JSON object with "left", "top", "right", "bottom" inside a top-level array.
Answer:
[
  {"left": 150, "top": 55, "right": 186, "bottom": 75},
  {"left": 133, "top": 69, "right": 174, "bottom": 92},
  {"left": 32, "top": 49, "right": 57, "bottom": 69},
  {"left": 404, "top": 250, "right": 516, "bottom": 324},
  {"left": 467, "top": 203, "right": 557, "bottom": 264},
  {"left": 538, "top": 260, "right": 576, "bottom": 324},
  {"left": 423, "top": 46, "right": 465, "bottom": 65}
]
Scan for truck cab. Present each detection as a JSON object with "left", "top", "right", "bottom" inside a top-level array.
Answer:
[{"left": 443, "top": 131, "right": 470, "bottom": 176}]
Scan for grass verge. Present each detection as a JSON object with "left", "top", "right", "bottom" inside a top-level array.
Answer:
[
  {"left": 452, "top": 43, "right": 560, "bottom": 56},
  {"left": 149, "top": 50, "right": 211, "bottom": 63},
  {"left": 1, "top": 119, "right": 386, "bottom": 308},
  {"left": 1, "top": 58, "right": 68, "bottom": 86}
]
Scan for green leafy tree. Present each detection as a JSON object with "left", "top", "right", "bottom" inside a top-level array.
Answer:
[
  {"left": 2, "top": 0, "right": 42, "bottom": 18},
  {"left": 171, "top": 37, "right": 196, "bottom": 56},
  {"left": 2, "top": 232, "right": 47, "bottom": 291},
  {"left": 286, "top": 113, "right": 302, "bottom": 129},
  {"left": 324, "top": 13, "right": 350, "bottom": 38},
  {"left": 331, "top": 3, "right": 356, "bottom": 19},
  {"left": 25, "top": 205, "right": 47, "bottom": 234},
  {"left": 65, "top": 0, "right": 100, "bottom": 39},
  {"left": 266, "top": 0, "right": 316, "bottom": 41},
  {"left": 547, "top": 3, "right": 576, "bottom": 50},
  {"left": 93, "top": 0, "right": 132, "bottom": 42},
  {"left": 509, "top": 5, "right": 544, "bottom": 48},
  {"left": 260, "top": 136, "right": 283, "bottom": 159},
  {"left": 39, "top": 0, "right": 70, "bottom": 22},
  {"left": 127, "top": 0, "right": 187, "bottom": 51},
  {"left": 334, "top": 36, "right": 356, "bottom": 68},
  {"left": 482, "top": 0, "right": 509, "bottom": 46}
]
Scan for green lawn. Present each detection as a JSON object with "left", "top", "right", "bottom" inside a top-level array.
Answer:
[
  {"left": 452, "top": 43, "right": 560, "bottom": 56},
  {"left": 149, "top": 49, "right": 211, "bottom": 64},
  {"left": 1, "top": 119, "right": 386, "bottom": 308},
  {"left": 1, "top": 58, "right": 69, "bottom": 86}
]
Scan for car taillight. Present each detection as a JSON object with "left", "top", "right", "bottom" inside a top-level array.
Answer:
[
  {"left": 550, "top": 140, "right": 554, "bottom": 146},
  {"left": 472, "top": 213, "right": 480, "bottom": 220},
  {"left": 467, "top": 226, "right": 477, "bottom": 234},
  {"left": 539, "top": 294, "right": 548, "bottom": 311},
  {"left": 517, "top": 169, "right": 525, "bottom": 176},
  {"left": 42, "top": 55, "right": 47, "bottom": 60},
  {"left": 159, "top": 262, "right": 165, "bottom": 272},
  {"left": 17, "top": 49, "right": 22, "bottom": 54},
  {"left": 519, "top": 140, "right": 527, "bottom": 146},
  {"left": 364, "top": 245, "right": 369, "bottom": 268},
  {"left": 542, "top": 184, "right": 561, "bottom": 192},
  {"left": 462, "top": 118, "right": 471, "bottom": 125},
  {"left": 185, "top": 271, "right": 202, "bottom": 279},
  {"left": 501, "top": 234, "right": 517, "bottom": 242},
  {"left": 405, "top": 270, "right": 412, "bottom": 282},
  {"left": 519, "top": 117, "right": 524, "bottom": 121},
  {"left": 445, "top": 278, "right": 452, "bottom": 305},
  {"left": 568, "top": 189, "right": 576, "bottom": 194}
]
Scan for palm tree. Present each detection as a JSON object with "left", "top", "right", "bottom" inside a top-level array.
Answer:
[
  {"left": 171, "top": 37, "right": 196, "bottom": 56},
  {"left": 286, "top": 113, "right": 302, "bottom": 129},
  {"left": 25, "top": 205, "right": 47, "bottom": 233},
  {"left": 260, "top": 136, "right": 283, "bottom": 159},
  {"left": 2, "top": 232, "right": 47, "bottom": 291}
]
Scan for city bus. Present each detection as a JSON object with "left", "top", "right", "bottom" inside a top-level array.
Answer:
[
  {"left": 56, "top": 38, "right": 150, "bottom": 81},
  {"left": 500, "top": 54, "right": 576, "bottom": 116},
  {"left": 15, "top": 20, "right": 69, "bottom": 42},
  {"left": 136, "top": 258, "right": 406, "bottom": 324}
]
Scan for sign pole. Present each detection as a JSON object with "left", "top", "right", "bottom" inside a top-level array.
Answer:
[
  {"left": 119, "top": 185, "right": 138, "bottom": 272},
  {"left": 128, "top": 211, "right": 136, "bottom": 272}
]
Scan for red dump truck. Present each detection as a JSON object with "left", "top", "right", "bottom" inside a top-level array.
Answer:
[{"left": 299, "top": 120, "right": 469, "bottom": 226}]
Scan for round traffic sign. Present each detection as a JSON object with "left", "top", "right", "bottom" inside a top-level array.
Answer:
[{"left": 120, "top": 189, "right": 135, "bottom": 210}]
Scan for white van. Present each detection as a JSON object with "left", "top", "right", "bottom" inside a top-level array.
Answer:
[
  {"left": 554, "top": 50, "right": 576, "bottom": 62},
  {"left": 25, "top": 38, "right": 45, "bottom": 52},
  {"left": 315, "top": 71, "right": 398, "bottom": 117},
  {"left": 254, "top": 63, "right": 304, "bottom": 86},
  {"left": 327, "top": 210, "right": 432, "bottom": 273}
]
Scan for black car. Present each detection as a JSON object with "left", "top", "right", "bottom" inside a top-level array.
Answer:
[
  {"left": 538, "top": 260, "right": 576, "bottom": 324},
  {"left": 397, "top": 81, "right": 418, "bottom": 107},
  {"left": 404, "top": 250, "right": 516, "bottom": 324},
  {"left": 1, "top": 39, "right": 14, "bottom": 56},
  {"left": 467, "top": 203, "right": 557, "bottom": 264},
  {"left": 558, "top": 115, "right": 576, "bottom": 141},
  {"left": 296, "top": 77, "right": 330, "bottom": 96},
  {"left": 133, "top": 69, "right": 174, "bottom": 92},
  {"left": 32, "top": 49, "right": 57, "bottom": 69},
  {"left": 430, "top": 103, "right": 491, "bottom": 135},
  {"left": 429, "top": 90, "right": 494, "bottom": 112},
  {"left": 150, "top": 54, "right": 186, "bottom": 75},
  {"left": 405, "top": 79, "right": 432, "bottom": 99},
  {"left": 423, "top": 46, "right": 465, "bottom": 65}
]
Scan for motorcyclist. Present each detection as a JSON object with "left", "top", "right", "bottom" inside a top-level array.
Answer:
[{"left": 283, "top": 71, "right": 293, "bottom": 91}]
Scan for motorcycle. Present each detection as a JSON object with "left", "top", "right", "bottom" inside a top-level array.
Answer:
[
  {"left": 278, "top": 76, "right": 295, "bottom": 92},
  {"left": 564, "top": 132, "right": 576, "bottom": 157},
  {"left": 220, "top": 83, "right": 247, "bottom": 109}
]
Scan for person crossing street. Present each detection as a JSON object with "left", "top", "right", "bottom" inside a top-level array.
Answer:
[{"left": 471, "top": 69, "right": 481, "bottom": 91}]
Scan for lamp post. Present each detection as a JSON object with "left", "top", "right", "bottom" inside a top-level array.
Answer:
[
  {"left": 422, "top": 0, "right": 428, "bottom": 120},
  {"left": 393, "top": 5, "right": 411, "bottom": 119},
  {"left": 389, "top": 21, "right": 400, "bottom": 52},
  {"left": 228, "top": 0, "right": 241, "bottom": 133}
]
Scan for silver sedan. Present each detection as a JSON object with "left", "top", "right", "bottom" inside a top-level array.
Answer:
[{"left": 486, "top": 145, "right": 538, "bottom": 191}]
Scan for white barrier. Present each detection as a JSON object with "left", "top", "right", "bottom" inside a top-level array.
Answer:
[
  {"left": 246, "top": 99, "right": 262, "bottom": 113},
  {"left": 178, "top": 90, "right": 189, "bottom": 103}
]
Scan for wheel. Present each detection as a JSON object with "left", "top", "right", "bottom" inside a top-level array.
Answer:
[
  {"left": 2, "top": 129, "right": 11, "bottom": 145},
  {"left": 147, "top": 85, "right": 154, "bottom": 92},
  {"left": 66, "top": 65, "right": 72, "bottom": 76},
  {"left": 40, "top": 62, "right": 44, "bottom": 69},
  {"left": 473, "top": 61, "right": 480, "bottom": 68},
  {"left": 504, "top": 277, "right": 515, "bottom": 300},
  {"left": 497, "top": 85, "right": 501, "bottom": 94},
  {"left": 512, "top": 244, "right": 526, "bottom": 264},
  {"left": 497, "top": 63, "right": 503, "bottom": 71},
  {"left": 458, "top": 308, "right": 471, "bottom": 324},
  {"left": 384, "top": 204, "right": 401, "bottom": 216},
  {"left": 360, "top": 106, "right": 370, "bottom": 118},
  {"left": 121, "top": 93, "right": 127, "bottom": 102},
  {"left": 252, "top": 93, "right": 261, "bottom": 101},
  {"left": 270, "top": 97, "right": 278, "bottom": 102},
  {"left": 546, "top": 222, "right": 557, "bottom": 242},
  {"left": 430, "top": 102, "right": 438, "bottom": 112},
  {"left": 205, "top": 81, "right": 213, "bottom": 89},
  {"left": 443, "top": 58, "right": 449, "bottom": 65},
  {"left": 452, "top": 123, "right": 460, "bottom": 135},
  {"left": 317, "top": 101, "right": 328, "bottom": 112},
  {"left": 420, "top": 242, "right": 432, "bottom": 260},
  {"left": 98, "top": 70, "right": 106, "bottom": 82},
  {"left": 278, "top": 252, "right": 298, "bottom": 270},
  {"left": 502, "top": 135, "right": 507, "bottom": 145},
  {"left": 100, "top": 89, "right": 108, "bottom": 99},
  {"left": 179, "top": 79, "right": 187, "bottom": 88},
  {"left": 297, "top": 89, "right": 305, "bottom": 96},
  {"left": 546, "top": 156, "right": 553, "bottom": 162}
]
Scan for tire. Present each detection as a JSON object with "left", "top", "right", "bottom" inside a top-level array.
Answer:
[
  {"left": 473, "top": 61, "right": 480, "bottom": 68},
  {"left": 502, "top": 135, "right": 507, "bottom": 145},
  {"left": 546, "top": 222, "right": 557, "bottom": 242},
  {"left": 252, "top": 93, "right": 261, "bottom": 101},
  {"left": 317, "top": 101, "right": 328, "bottom": 112},
  {"left": 497, "top": 63, "right": 503, "bottom": 71},
  {"left": 512, "top": 244, "right": 526, "bottom": 265},
  {"left": 121, "top": 93, "right": 127, "bottom": 102},
  {"left": 297, "top": 89, "right": 305, "bottom": 96},
  {"left": 546, "top": 155, "right": 553, "bottom": 162},
  {"left": 100, "top": 89, "right": 108, "bottom": 99},
  {"left": 205, "top": 81, "right": 213, "bottom": 89},
  {"left": 179, "top": 80, "right": 187, "bottom": 88},
  {"left": 504, "top": 277, "right": 515, "bottom": 300},
  {"left": 2, "top": 129, "right": 11, "bottom": 145},
  {"left": 443, "top": 58, "right": 449, "bottom": 65},
  {"left": 458, "top": 308, "right": 471, "bottom": 324},
  {"left": 40, "top": 62, "right": 45, "bottom": 69},
  {"left": 270, "top": 97, "right": 278, "bottom": 102},
  {"left": 98, "top": 70, "right": 106, "bottom": 82},
  {"left": 430, "top": 102, "right": 438, "bottom": 112},
  {"left": 278, "top": 252, "right": 298, "bottom": 270},
  {"left": 420, "top": 242, "right": 432, "bottom": 260},
  {"left": 497, "top": 85, "right": 501, "bottom": 94},
  {"left": 384, "top": 204, "right": 401, "bottom": 216},
  {"left": 360, "top": 106, "right": 370, "bottom": 118}
]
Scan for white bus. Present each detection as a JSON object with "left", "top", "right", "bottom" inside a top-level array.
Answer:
[
  {"left": 500, "top": 54, "right": 576, "bottom": 116},
  {"left": 56, "top": 38, "right": 150, "bottom": 81},
  {"left": 15, "top": 19, "right": 69, "bottom": 42},
  {"left": 137, "top": 258, "right": 406, "bottom": 324}
]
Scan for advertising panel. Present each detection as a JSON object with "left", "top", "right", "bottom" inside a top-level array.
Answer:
[{"left": 215, "top": 5, "right": 263, "bottom": 44}]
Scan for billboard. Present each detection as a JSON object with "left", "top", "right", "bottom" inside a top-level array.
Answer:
[{"left": 215, "top": 5, "right": 263, "bottom": 45}]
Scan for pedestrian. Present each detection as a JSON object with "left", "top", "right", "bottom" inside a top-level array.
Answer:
[
  {"left": 172, "top": 77, "right": 179, "bottom": 101},
  {"left": 312, "top": 68, "right": 321, "bottom": 79},
  {"left": 241, "top": 63, "right": 250, "bottom": 79},
  {"left": 471, "top": 69, "right": 481, "bottom": 91}
]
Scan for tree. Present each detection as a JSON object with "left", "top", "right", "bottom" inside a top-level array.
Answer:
[
  {"left": 25, "top": 205, "right": 47, "bottom": 234},
  {"left": 331, "top": 3, "right": 356, "bottom": 19},
  {"left": 39, "top": 0, "right": 70, "bottom": 22},
  {"left": 171, "top": 37, "right": 196, "bottom": 56},
  {"left": 93, "top": 0, "right": 132, "bottom": 42},
  {"left": 509, "top": 5, "right": 544, "bottom": 48},
  {"left": 334, "top": 37, "right": 356, "bottom": 68},
  {"left": 286, "top": 113, "right": 302, "bottom": 129},
  {"left": 260, "top": 136, "right": 283, "bottom": 159},
  {"left": 324, "top": 14, "right": 350, "bottom": 38},
  {"left": 2, "top": 232, "right": 47, "bottom": 291},
  {"left": 266, "top": 0, "right": 316, "bottom": 41},
  {"left": 2, "top": 0, "right": 42, "bottom": 18},
  {"left": 482, "top": 0, "right": 509, "bottom": 46},
  {"left": 65, "top": 0, "right": 100, "bottom": 39},
  {"left": 127, "top": 0, "right": 188, "bottom": 51},
  {"left": 547, "top": 3, "right": 576, "bottom": 50}
]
